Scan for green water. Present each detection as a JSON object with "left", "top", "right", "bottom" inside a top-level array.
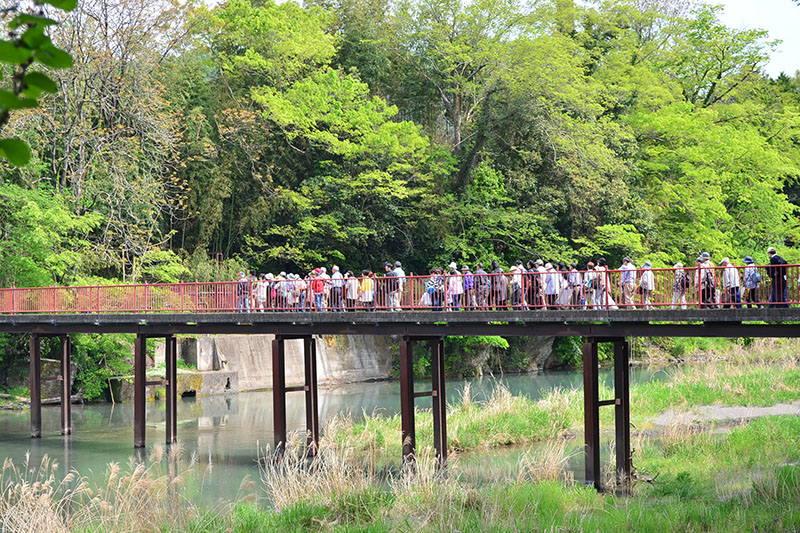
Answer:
[{"left": 0, "top": 368, "right": 665, "bottom": 504}]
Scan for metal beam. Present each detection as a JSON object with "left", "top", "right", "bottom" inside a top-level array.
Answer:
[
  {"left": 399, "top": 338, "right": 416, "bottom": 467},
  {"left": 30, "top": 334, "right": 41, "bottom": 439},
  {"left": 272, "top": 336, "right": 286, "bottom": 457},
  {"left": 165, "top": 335, "right": 177, "bottom": 445},
  {"left": 4, "top": 320, "right": 800, "bottom": 338},
  {"left": 60, "top": 335, "right": 71, "bottom": 436},
  {"left": 304, "top": 336, "right": 319, "bottom": 455},
  {"left": 583, "top": 340, "right": 600, "bottom": 490},
  {"left": 431, "top": 338, "right": 447, "bottom": 469},
  {"left": 133, "top": 334, "right": 146, "bottom": 448},
  {"left": 615, "top": 339, "right": 631, "bottom": 494}
]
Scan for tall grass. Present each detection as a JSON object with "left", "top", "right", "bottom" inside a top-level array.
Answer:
[{"left": 0, "top": 445, "right": 251, "bottom": 532}]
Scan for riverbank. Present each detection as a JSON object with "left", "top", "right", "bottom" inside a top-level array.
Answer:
[{"left": 2, "top": 414, "right": 799, "bottom": 532}]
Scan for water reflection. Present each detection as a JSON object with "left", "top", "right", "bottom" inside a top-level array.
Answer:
[{"left": 0, "top": 368, "right": 665, "bottom": 504}]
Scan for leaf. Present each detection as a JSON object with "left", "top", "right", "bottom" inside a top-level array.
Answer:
[
  {"left": 21, "top": 26, "right": 48, "bottom": 49},
  {"left": 10, "top": 14, "right": 59, "bottom": 30},
  {"left": 0, "top": 138, "right": 32, "bottom": 166},
  {"left": 0, "top": 40, "right": 33, "bottom": 64},
  {"left": 42, "top": 0, "right": 78, "bottom": 11},
  {"left": 25, "top": 72, "right": 57, "bottom": 93},
  {"left": 35, "top": 44, "right": 72, "bottom": 69},
  {"left": 0, "top": 90, "right": 38, "bottom": 110}
]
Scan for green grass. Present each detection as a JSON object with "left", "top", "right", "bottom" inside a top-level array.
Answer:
[
  {"left": 204, "top": 416, "right": 800, "bottom": 532},
  {"left": 333, "top": 357, "right": 800, "bottom": 462}
]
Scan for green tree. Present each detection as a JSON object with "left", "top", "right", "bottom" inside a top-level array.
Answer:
[{"left": 0, "top": 0, "right": 76, "bottom": 166}]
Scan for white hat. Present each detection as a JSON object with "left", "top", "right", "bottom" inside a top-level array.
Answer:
[
  {"left": 544, "top": 263, "right": 553, "bottom": 269},
  {"left": 266, "top": 273, "right": 274, "bottom": 280},
  {"left": 720, "top": 257, "right": 730, "bottom": 265},
  {"left": 449, "top": 262, "right": 457, "bottom": 269}
]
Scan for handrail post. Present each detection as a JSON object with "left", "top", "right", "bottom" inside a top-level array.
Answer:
[
  {"left": 144, "top": 281, "right": 149, "bottom": 312},
  {"left": 11, "top": 285, "right": 15, "bottom": 315}
]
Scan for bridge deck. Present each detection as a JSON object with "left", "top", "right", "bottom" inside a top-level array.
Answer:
[{"left": 3, "top": 308, "right": 800, "bottom": 337}]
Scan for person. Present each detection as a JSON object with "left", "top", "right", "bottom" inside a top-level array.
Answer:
[
  {"left": 360, "top": 269, "right": 374, "bottom": 311},
  {"left": 490, "top": 260, "right": 508, "bottom": 310},
  {"left": 742, "top": 256, "right": 761, "bottom": 308},
  {"left": 475, "top": 263, "right": 489, "bottom": 308},
  {"left": 311, "top": 270, "right": 326, "bottom": 312},
  {"left": 619, "top": 257, "right": 637, "bottom": 308},
  {"left": 249, "top": 271, "right": 258, "bottom": 310},
  {"left": 462, "top": 265, "right": 476, "bottom": 309},
  {"left": 424, "top": 268, "right": 438, "bottom": 310},
  {"left": 568, "top": 264, "right": 582, "bottom": 308},
  {"left": 236, "top": 271, "right": 251, "bottom": 313},
  {"left": 254, "top": 274, "right": 268, "bottom": 312},
  {"left": 265, "top": 273, "right": 276, "bottom": 310},
  {"left": 510, "top": 260, "right": 524, "bottom": 310},
  {"left": 767, "top": 247, "right": 788, "bottom": 308},
  {"left": 345, "top": 270, "right": 359, "bottom": 310},
  {"left": 594, "top": 258, "right": 608, "bottom": 310},
  {"left": 296, "top": 273, "right": 308, "bottom": 312},
  {"left": 447, "top": 262, "right": 463, "bottom": 310},
  {"left": 393, "top": 261, "right": 406, "bottom": 310},
  {"left": 524, "top": 261, "right": 538, "bottom": 309},
  {"left": 584, "top": 261, "right": 596, "bottom": 309},
  {"left": 433, "top": 267, "right": 446, "bottom": 310},
  {"left": 556, "top": 261, "right": 570, "bottom": 308},
  {"left": 639, "top": 261, "right": 655, "bottom": 309},
  {"left": 534, "top": 259, "right": 547, "bottom": 308},
  {"left": 330, "top": 265, "right": 344, "bottom": 311},
  {"left": 319, "top": 267, "right": 331, "bottom": 310},
  {"left": 544, "top": 263, "right": 559, "bottom": 309},
  {"left": 720, "top": 258, "right": 741, "bottom": 309},
  {"left": 699, "top": 252, "right": 716, "bottom": 308},
  {"left": 383, "top": 262, "right": 400, "bottom": 311},
  {"left": 672, "top": 263, "right": 688, "bottom": 310}
]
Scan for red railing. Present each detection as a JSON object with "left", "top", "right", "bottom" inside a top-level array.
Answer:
[{"left": 1, "top": 264, "right": 798, "bottom": 314}]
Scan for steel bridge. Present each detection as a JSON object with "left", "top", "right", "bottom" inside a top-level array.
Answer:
[{"left": 3, "top": 307, "right": 800, "bottom": 492}]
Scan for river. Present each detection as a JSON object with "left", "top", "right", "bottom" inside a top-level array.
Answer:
[{"left": 0, "top": 368, "right": 666, "bottom": 504}]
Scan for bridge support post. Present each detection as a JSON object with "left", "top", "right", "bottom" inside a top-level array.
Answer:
[
  {"left": 431, "top": 338, "right": 447, "bottom": 469},
  {"left": 165, "top": 335, "right": 177, "bottom": 445},
  {"left": 582, "top": 337, "right": 632, "bottom": 493},
  {"left": 272, "top": 335, "right": 287, "bottom": 457},
  {"left": 30, "top": 334, "right": 41, "bottom": 438},
  {"left": 399, "top": 337, "right": 416, "bottom": 467},
  {"left": 60, "top": 335, "right": 71, "bottom": 435},
  {"left": 304, "top": 336, "right": 319, "bottom": 455},
  {"left": 614, "top": 339, "right": 631, "bottom": 493},
  {"left": 134, "top": 334, "right": 147, "bottom": 448},
  {"left": 582, "top": 340, "right": 600, "bottom": 490}
]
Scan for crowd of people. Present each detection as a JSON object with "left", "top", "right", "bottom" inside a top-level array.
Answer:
[{"left": 232, "top": 247, "right": 794, "bottom": 312}]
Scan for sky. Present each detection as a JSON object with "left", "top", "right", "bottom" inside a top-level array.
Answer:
[{"left": 715, "top": 0, "right": 799, "bottom": 77}]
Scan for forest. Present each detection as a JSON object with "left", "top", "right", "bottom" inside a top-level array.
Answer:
[{"left": 1, "top": 0, "right": 799, "bottom": 390}]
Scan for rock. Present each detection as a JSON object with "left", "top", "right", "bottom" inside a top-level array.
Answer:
[{"left": 524, "top": 337, "right": 558, "bottom": 372}]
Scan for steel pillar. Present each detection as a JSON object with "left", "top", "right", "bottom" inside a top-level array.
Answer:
[
  {"left": 30, "top": 334, "right": 41, "bottom": 438},
  {"left": 272, "top": 336, "right": 287, "bottom": 457},
  {"left": 60, "top": 335, "right": 71, "bottom": 435},
  {"left": 165, "top": 335, "right": 177, "bottom": 444},
  {"left": 614, "top": 340, "right": 632, "bottom": 493},
  {"left": 430, "top": 338, "right": 447, "bottom": 468},
  {"left": 582, "top": 340, "right": 600, "bottom": 489},
  {"left": 304, "top": 336, "right": 319, "bottom": 455},
  {"left": 399, "top": 337, "right": 416, "bottom": 466},
  {"left": 134, "top": 334, "right": 147, "bottom": 448}
]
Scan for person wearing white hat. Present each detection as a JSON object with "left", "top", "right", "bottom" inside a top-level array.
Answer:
[
  {"left": 447, "top": 262, "right": 463, "bottom": 310},
  {"left": 544, "top": 263, "right": 559, "bottom": 309},
  {"left": 639, "top": 261, "right": 655, "bottom": 309},
  {"left": 672, "top": 263, "right": 688, "bottom": 310},
  {"left": 720, "top": 258, "right": 741, "bottom": 309}
]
